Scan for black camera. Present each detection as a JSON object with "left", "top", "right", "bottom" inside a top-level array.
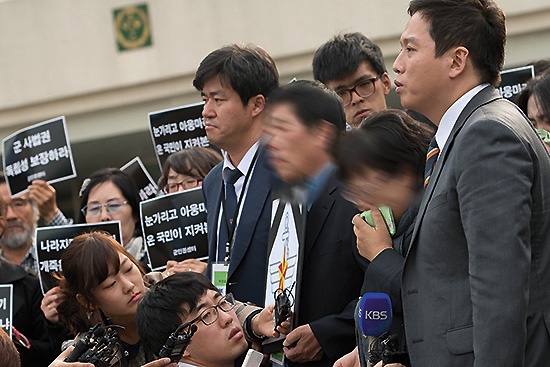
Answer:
[
  {"left": 158, "top": 322, "right": 198, "bottom": 363},
  {"left": 64, "top": 323, "right": 121, "bottom": 367}
]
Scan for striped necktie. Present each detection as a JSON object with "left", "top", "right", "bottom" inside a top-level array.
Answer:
[{"left": 424, "top": 138, "right": 440, "bottom": 187}]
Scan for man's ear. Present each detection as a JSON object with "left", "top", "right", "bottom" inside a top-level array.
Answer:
[
  {"left": 249, "top": 94, "right": 266, "bottom": 117},
  {"left": 76, "top": 293, "right": 94, "bottom": 310},
  {"left": 381, "top": 72, "right": 392, "bottom": 95},
  {"left": 449, "top": 46, "right": 469, "bottom": 79}
]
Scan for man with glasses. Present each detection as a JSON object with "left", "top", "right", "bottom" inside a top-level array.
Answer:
[
  {"left": 137, "top": 272, "right": 261, "bottom": 367},
  {"left": 313, "top": 32, "right": 392, "bottom": 129},
  {"left": 0, "top": 173, "right": 71, "bottom": 275}
]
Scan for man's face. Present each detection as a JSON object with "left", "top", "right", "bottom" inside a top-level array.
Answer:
[
  {"left": 325, "top": 61, "right": 390, "bottom": 128},
  {"left": 0, "top": 183, "right": 35, "bottom": 250},
  {"left": 183, "top": 290, "right": 247, "bottom": 366},
  {"left": 263, "top": 102, "right": 326, "bottom": 184},
  {"left": 393, "top": 12, "right": 450, "bottom": 120},
  {"left": 201, "top": 75, "right": 259, "bottom": 156}
]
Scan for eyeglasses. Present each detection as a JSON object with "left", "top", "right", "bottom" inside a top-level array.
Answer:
[
  {"left": 188, "top": 293, "right": 236, "bottom": 326},
  {"left": 164, "top": 178, "right": 202, "bottom": 194},
  {"left": 6, "top": 198, "right": 30, "bottom": 213},
  {"left": 335, "top": 75, "right": 382, "bottom": 107},
  {"left": 81, "top": 200, "right": 128, "bottom": 217}
]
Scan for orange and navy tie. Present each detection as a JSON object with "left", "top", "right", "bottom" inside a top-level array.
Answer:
[{"left": 424, "top": 138, "right": 440, "bottom": 187}]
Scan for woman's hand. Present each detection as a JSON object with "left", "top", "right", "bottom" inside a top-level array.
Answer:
[{"left": 41, "top": 286, "right": 64, "bottom": 324}]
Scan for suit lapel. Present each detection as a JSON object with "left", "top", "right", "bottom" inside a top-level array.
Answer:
[
  {"left": 228, "top": 148, "right": 272, "bottom": 276},
  {"left": 205, "top": 165, "right": 223, "bottom": 262},
  {"left": 408, "top": 86, "right": 502, "bottom": 256},
  {"left": 304, "top": 173, "right": 337, "bottom": 260}
]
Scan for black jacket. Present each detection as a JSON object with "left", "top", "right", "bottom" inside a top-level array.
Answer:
[{"left": 0, "top": 259, "right": 57, "bottom": 367}]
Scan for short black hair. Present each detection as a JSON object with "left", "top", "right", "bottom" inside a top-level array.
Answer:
[
  {"left": 335, "top": 109, "right": 435, "bottom": 189},
  {"left": 408, "top": 0, "right": 506, "bottom": 87},
  {"left": 193, "top": 44, "right": 279, "bottom": 106},
  {"left": 267, "top": 80, "right": 346, "bottom": 133},
  {"left": 137, "top": 272, "right": 218, "bottom": 359},
  {"left": 312, "top": 32, "right": 386, "bottom": 84},
  {"left": 531, "top": 72, "right": 550, "bottom": 122}
]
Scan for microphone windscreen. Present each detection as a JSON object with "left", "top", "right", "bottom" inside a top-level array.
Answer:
[{"left": 358, "top": 292, "right": 393, "bottom": 337}]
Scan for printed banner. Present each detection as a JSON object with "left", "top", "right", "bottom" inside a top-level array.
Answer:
[
  {"left": 498, "top": 65, "right": 535, "bottom": 101},
  {"left": 35, "top": 221, "right": 122, "bottom": 294},
  {"left": 148, "top": 102, "right": 219, "bottom": 170},
  {"left": 140, "top": 188, "right": 208, "bottom": 271},
  {"left": 0, "top": 285, "right": 13, "bottom": 339},
  {"left": 2, "top": 116, "right": 76, "bottom": 197},
  {"left": 121, "top": 156, "right": 159, "bottom": 201}
]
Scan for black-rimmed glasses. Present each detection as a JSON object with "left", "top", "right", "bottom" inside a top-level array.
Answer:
[
  {"left": 335, "top": 75, "right": 382, "bottom": 106},
  {"left": 188, "top": 293, "right": 236, "bottom": 326},
  {"left": 163, "top": 178, "right": 202, "bottom": 194}
]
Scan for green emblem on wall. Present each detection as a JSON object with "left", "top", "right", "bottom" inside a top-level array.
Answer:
[{"left": 114, "top": 4, "right": 152, "bottom": 51}]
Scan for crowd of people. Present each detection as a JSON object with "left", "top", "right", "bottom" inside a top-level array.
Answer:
[{"left": 1, "top": 0, "right": 550, "bottom": 366}]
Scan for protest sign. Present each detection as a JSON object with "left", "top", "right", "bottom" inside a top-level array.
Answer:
[
  {"left": 121, "top": 156, "right": 159, "bottom": 201},
  {"left": 148, "top": 102, "right": 219, "bottom": 170},
  {"left": 0, "top": 285, "right": 13, "bottom": 338},
  {"left": 35, "top": 221, "right": 122, "bottom": 294},
  {"left": 498, "top": 65, "right": 535, "bottom": 101},
  {"left": 140, "top": 188, "right": 208, "bottom": 271},
  {"left": 262, "top": 190, "right": 307, "bottom": 361},
  {"left": 2, "top": 116, "right": 76, "bottom": 197}
]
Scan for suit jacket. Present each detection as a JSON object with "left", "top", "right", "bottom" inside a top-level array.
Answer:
[
  {"left": 0, "top": 260, "right": 57, "bottom": 367},
  {"left": 288, "top": 172, "right": 366, "bottom": 367},
  {"left": 402, "top": 86, "right": 550, "bottom": 367},
  {"left": 203, "top": 147, "right": 276, "bottom": 306}
]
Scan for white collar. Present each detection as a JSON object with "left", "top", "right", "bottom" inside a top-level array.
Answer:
[
  {"left": 222, "top": 141, "right": 259, "bottom": 174},
  {"left": 435, "top": 83, "right": 490, "bottom": 150}
]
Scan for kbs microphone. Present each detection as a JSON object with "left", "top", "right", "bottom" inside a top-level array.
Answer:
[{"left": 357, "top": 292, "right": 392, "bottom": 337}]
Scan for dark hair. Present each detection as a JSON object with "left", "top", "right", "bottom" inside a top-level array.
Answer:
[
  {"left": 312, "top": 32, "right": 387, "bottom": 83},
  {"left": 78, "top": 168, "right": 140, "bottom": 229},
  {"left": 158, "top": 147, "right": 222, "bottom": 190},
  {"left": 57, "top": 232, "right": 145, "bottom": 334},
  {"left": 267, "top": 80, "right": 346, "bottom": 134},
  {"left": 137, "top": 272, "right": 218, "bottom": 358},
  {"left": 193, "top": 44, "right": 279, "bottom": 106},
  {"left": 516, "top": 72, "right": 550, "bottom": 118},
  {"left": 531, "top": 72, "right": 550, "bottom": 122},
  {"left": 335, "top": 109, "right": 435, "bottom": 189},
  {"left": 0, "top": 328, "right": 20, "bottom": 367},
  {"left": 408, "top": 0, "right": 506, "bottom": 87}
]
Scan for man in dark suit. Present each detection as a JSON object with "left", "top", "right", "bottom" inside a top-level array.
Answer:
[
  {"left": 393, "top": 1, "right": 550, "bottom": 366},
  {"left": 193, "top": 44, "right": 279, "bottom": 307},
  {"left": 263, "top": 80, "right": 366, "bottom": 366}
]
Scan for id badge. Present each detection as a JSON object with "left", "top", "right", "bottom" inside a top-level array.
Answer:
[{"left": 211, "top": 262, "right": 229, "bottom": 295}]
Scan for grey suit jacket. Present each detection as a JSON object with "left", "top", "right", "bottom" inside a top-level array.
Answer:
[{"left": 402, "top": 86, "right": 550, "bottom": 367}]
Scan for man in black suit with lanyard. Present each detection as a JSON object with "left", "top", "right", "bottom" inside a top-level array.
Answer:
[{"left": 193, "top": 44, "right": 279, "bottom": 307}]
